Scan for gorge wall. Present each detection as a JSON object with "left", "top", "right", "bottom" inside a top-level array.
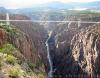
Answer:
[{"left": 49, "top": 24, "right": 100, "bottom": 78}]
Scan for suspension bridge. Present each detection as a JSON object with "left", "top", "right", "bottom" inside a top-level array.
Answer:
[{"left": 0, "top": 13, "right": 100, "bottom": 25}]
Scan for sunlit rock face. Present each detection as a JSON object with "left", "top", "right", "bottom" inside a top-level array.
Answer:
[
  {"left": 52, "top": 27, "right": 85, "bottom": 78},
  {"left": 48, "top": 24, "right": 100, "bottom": 78},
  {"left": 71, "top": 24, "right": 100, "bottom": 78}
]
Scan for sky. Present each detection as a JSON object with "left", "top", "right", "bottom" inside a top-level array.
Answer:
[{"left": 0, "top": 0, "right": 99, "bottom": 9}]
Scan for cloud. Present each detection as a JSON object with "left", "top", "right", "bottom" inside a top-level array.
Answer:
[{"left": 0, "top": 0, "right": 99, "bottom": 9}]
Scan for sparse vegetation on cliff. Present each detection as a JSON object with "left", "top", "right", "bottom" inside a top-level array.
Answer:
[
  {"left": 0, "top": 42, "right": 15, "bottom": 55},
  {"left": 7, "top": 65, "right": 22, "bottom": 78},
  {"left": 6, "top": 55, "right": 16, "bottom": 65}
]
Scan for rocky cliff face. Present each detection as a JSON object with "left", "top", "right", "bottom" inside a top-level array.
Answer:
[
  {"left": 71, "top": 24, "right": 100, "bottom": 78},
  {"left": 6, "top": 27, "right": 33, "bottom": 61},
  {"left": 51, "top": 24, "right": 100, "bottom": 78},
  {"left": 44, "top": 13, "right": 100, "bottom": 77}
]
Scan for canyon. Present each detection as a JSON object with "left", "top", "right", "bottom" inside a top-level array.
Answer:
[{"left": 0, "top": 11, "right": 100, "bottom": 78}]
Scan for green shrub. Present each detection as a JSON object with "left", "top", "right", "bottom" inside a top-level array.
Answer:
[
  {"left": 0, "top": 43, "right": 15, "bottom": 55},
  {"left": 37, "top": 74, "right": 44, "bottom": 78},
  {"left": 6, "top": 55, "right": 16, "bottom": 65},
  {"left": 8, "top": 65, "right": 21, "bottom": 78}
]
